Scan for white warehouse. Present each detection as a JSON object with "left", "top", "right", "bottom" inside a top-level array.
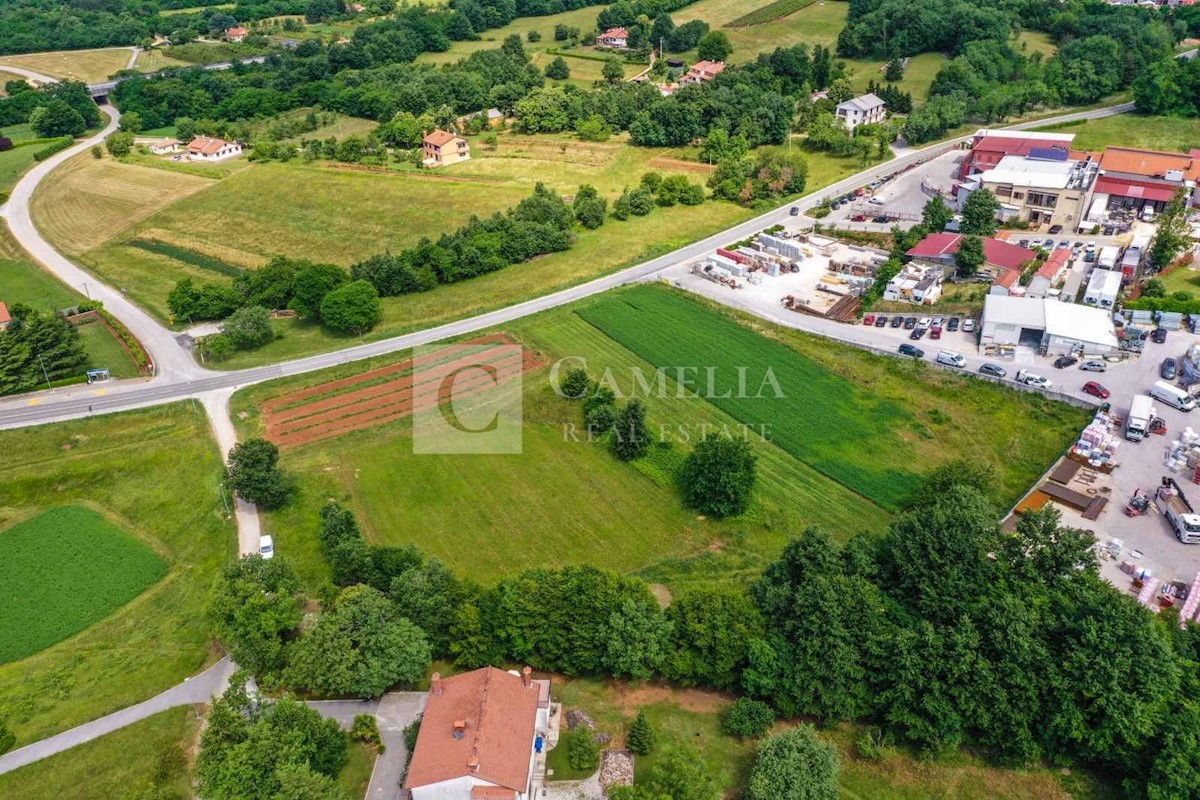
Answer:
[{"left": 980, "top": 295, "right": 1119, "bottom": 356}]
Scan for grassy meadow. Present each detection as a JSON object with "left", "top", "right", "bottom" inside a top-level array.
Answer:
[
  {"left": 0, "top": 506, "right": 168, "bottom": 663},
  {"left": 0, "top": 405, "right": 233, "bottom": 745},
  {"left": 230, "top": 284, "right": 1084, "bottom": 594},
  {"left": 0, "top": 47, "right": 133, "bottom": 83},
  {"left": 1035, "top": 114, "right": 1200, "bottom": 154},
  {"left": 0, "top": 707, "right": 199, "bottom": 800}
]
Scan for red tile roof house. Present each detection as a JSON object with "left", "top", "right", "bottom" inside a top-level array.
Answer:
[
  {"left": 680, "top": 60, "right": 726, "bottom": 85},
  {"left": 1026, "top": 248, "right": 1072, "bottom": 299},
  {"left": 0, "top": 301, "right": 10, "bottom": 332},
  {"left": 597, "top": 27, "right": 629, "bottom": 48},
  {"left": 989, "top": 267, "right": 1023, "bottom": 297},
  {"left": 906, "top": 232, "right": 1039, "bottom": 280},
  {"left": 406, "top": 667, "right": 554, "bottom": 800},
  {"left": 225, "top": 26, "right": 248, "bottom": 42},
  {"left": 186, "top": 135, "right": 243, "bottom": 162}
]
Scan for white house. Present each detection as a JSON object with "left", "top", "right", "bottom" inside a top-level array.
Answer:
[
  {"left": 835, "top": 93, "right": 886, "bottom": 132},
  {"left": 149, "top": 138, "right": 181, "bottom": 155},
  {"left": 597, "top": 27, "right": 628, "bottom": 48},
  {"left": 406, "top": 667, "right": 552, "bottom": 800},
  {"left": 980, "top": 295, "right": 1118, "bottom": 356},
  {"left": 225, "top": 26, "right": 248, "bottom": 42},
  {"left": 883, "top": 263, "right": 943, "bottom": 305},
  {"left": 186, "top": 136, "right": 242, "bottom": 162}
]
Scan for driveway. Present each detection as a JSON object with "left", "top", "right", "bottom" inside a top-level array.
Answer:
[{"left": 310, "top": 693, "right": 426, "bottom": 800}]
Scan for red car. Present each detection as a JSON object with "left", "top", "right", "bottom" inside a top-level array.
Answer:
[
  {"left": 930, "top": 326, "right": 942, "bottom": 340},
  {"left": 863, "top": 314, "right": 875, "bottom": 325},
  {"left": 1083, "top": 381, "right": 1111, "bottom": 400}
]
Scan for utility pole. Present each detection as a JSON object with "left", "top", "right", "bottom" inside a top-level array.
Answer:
[{"left": 38, "top": 353, "right": 51, "bottom": 389}]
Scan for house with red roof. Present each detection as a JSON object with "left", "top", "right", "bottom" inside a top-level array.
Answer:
[
  {"left": 186, "top": 135, "right": 242, "bottom": 162},
  {"left": 989, "top": 268, "right": 1023, "bottom": 297},
  {"left": 906, "top": 232, "right": 1039, "bottom": 280},
  {"left": 680, "top": 60, "right": 726, "bottom": 85},
  {"left": 1026, "top": 248, "right": 1072, "bottom": 299},
  {"left": 0, "top": 301, "right": 10, "bottom": 332},
  {"left": 225, "top": 26, "right": 248, "bottom": 42},
  {"left": 1093, "top": 146, "right": 1200, "bottom": 215},
  {"left": 597, "top": 27, "right": 629, "bottom": 48},
  {"left": 407, "top": 667, "right": 554, "bottom": 800},
  {"left": 422, "top": 129, "right": 470, "bottom": 168}
]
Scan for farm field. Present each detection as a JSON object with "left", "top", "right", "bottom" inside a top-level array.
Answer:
[
  {"left": 415, "top": 6, "right": 603, "bottom": 68},
  {"left": 0, "top": 707, "right": 199, "bottom": 800},
  {"left": 1035, "top": 114, "right": 1200, "bottom": 154},
  {"left": 0, "top": 506, "right": 168, "bottom": 664},
  {"left": 550, "top": 677, "right": 1119, "bottom": 799},
  {"left": 232, "top": 284, "right": 1082, "bottom": 592},
  {"left": 0, "top": 47, "right": 134, "bottom": 83},
  {"left": 0, "top": 404, "right": 233, "bottom": 745},
  {"left": 132, "top": 47, "right": 192, "bottom": 73}
]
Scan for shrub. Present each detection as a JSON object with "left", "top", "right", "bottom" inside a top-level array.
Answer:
[
  {"left": 351, "top": 714, "right": 381, "bottom": 747},
  {"left": 567, "top": 730, "right": 601, "bottom": 771},
  {"left": 681, "top": 436, "right": 757, "bottom": 518},
  {"left": 225, "top": 437, "right": 293, "bottom": 509},
  {"left": 32, "top": 136, "right": 74, "bottom": 162},
  {"left": 0, "top": 720, "right": 14, "bottom": 755},
  {"left": 627, "top": 710, "right": 655, "bottom": 756},
  {"left": 746, "top": 725, "right": 839, "bottom": 800},
  {"left": 721, "top": 698, "right": 775, "bottom": 738},
  {"left": 221, "top": 305, "right": 274, "bottom": 350},
  {"left": 559, "top": 367, "right": 590, "bottom": 399}
]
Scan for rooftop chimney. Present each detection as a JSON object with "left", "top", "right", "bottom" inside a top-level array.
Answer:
[
  {"left": 467, "top": 757, "right": 480, "bottom": 772},
  {"left": 522, "top": 666, "right": 532, "bottom": 688},
  {"left": 454, "top": 719, "right": 466, "bottom": 731},
  {"left": 431, "top": 672, "right": 442, "bottom": 696}
]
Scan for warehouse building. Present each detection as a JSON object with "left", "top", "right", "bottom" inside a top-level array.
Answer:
[{"left": 980, "top": 295, "right": 1119, "bottom": 357}]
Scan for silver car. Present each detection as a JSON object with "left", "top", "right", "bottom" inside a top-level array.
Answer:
[
  {"left": 1079, "top": 360, "right": 1107, "bottom": 372},
  {"left": 979, "top": 363, "right": 1007, "bottom": 378}
]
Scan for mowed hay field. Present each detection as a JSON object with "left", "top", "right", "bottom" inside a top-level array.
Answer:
[
  {"left": 0, "top": 506, "right": 168, "bottom": 664},
  {"left": 0, "top": 47, "right": 133, "bottom": 83},
  {"left": 1036, "top": 114, "right": 1200, "bottom": 155},
  {"left": 0, "top": 707, "right": 198, "bottom": 800},
  {"left": 231, "top": 284, "right": 1083, "bottom": 592},
  {"left": 0, "top": 405, "right": 233, "bottom": 745}
]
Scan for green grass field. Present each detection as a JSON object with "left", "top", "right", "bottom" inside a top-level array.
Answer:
[
  {"left": 231, "top": 284, "right": 1083, "bottom": 594},
  {"left": 548, "top": 677, "right": 1118, "bottom": 799},
  {"left": 1035, "top": 114, "right": 1200, "bottom": 154},
  {"left": 0, "top": 506, "right": 168, "bottom": 663},
  {"left": 74, "top": 319, "right": 143, "bottom": 378},
  {"left": 0, "top": 405, "right": 233, "bottom": 745},
  {"left": 0, "top": 707, "right": 198, "bottom": 800}
]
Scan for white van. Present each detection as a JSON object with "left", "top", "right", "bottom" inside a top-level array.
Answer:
[
  {"left": 259, "top": 535, "right": 275, "bottom": 559},
  {"left": 936, "top": 351, "right": 966, "bottom": 368},
  {"left": 1151, "top": 380, "right": 1195, "bottom": 411}
]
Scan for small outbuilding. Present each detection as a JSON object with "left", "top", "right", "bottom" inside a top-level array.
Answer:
[
  {"left": 150, "top": 138, "right": 181, "bottom": 155},
  {"left": 225, "top": 26, "right": 248, "bottom": 42}
]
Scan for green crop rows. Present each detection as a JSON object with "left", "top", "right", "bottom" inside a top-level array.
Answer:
[
  {"left": 127, "top": 238, "right": 245, "bottom": 278},
  {"left": 0, "top": 506, "right": 168, "bottom": 663},
  {"left": 578, "top": 286, "right": 919, "bottom": 509},
  {"left": 725, "top": 0, "right": 819, "bottom": 28}
]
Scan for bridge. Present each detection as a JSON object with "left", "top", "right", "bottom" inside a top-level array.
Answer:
[{"left": 85, "top": 55, "right": 269, "bottom": 99}]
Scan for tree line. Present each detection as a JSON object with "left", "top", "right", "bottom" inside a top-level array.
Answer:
[{"left": 0, "top": 304, "right": 88, "bottom": 396}]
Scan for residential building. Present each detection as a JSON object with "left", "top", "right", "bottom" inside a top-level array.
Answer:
[
  {"left": 422, "top": 129, "right": 470, "bottom": 168},
  {"left": 883, "top": 263, "right": 943, "bottom": 305},
  {"left": 150, "top": 138, "right": 181, "bottom": 155},
  {"left": 989, "top": 268, "right": 1023, "bottom": 296},
  {"left": 969, "top": 150, "right": 1099, "bottom": 228},
  {"left": 406, "top": 667, "right": 553, "bottom": 800},
  {"left": 980, "top": 295, "right": 1119, "bottom": 356},
  {"left": 1083, "top": 267, "right": 1123, "bottom": 309},
  {"left": 834, "top": 93, "right": 886, "bottom": 132},
  {"left": 597, "top": 27, "right": 629, "bottom": 48},
  {"left": 1026, "top": 249, "right": 1072, "bottom": 299},
  {"left": 958, "top": 129, "right": 1076, "bottom": 181},
  {"left": 186, "top": 136, "right": 242, "bottom": 162},
  {"left": 680, "top": 60, "right": 726, "bottom": 85},
  {"left": 0, "top": 301, "right": 10, "bottom": 332},
  {"left": 1091, "top": 146, "right": 1200, "bottom": 215},
  {"left": 225, "top": 26, "right": 248, "bottom": 42},
  {"left": 906, "top": 232, "right": 1038, "bottom": 280}
]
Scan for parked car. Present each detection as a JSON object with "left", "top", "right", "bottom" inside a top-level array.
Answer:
[
  {"left": 903, "top": 317, "right": 917, "bottom": 329},
  {"left": 872, "top": 215, "right": 890, "bottom": 223},
  {"left": 910, "top": 327, "right": 926, "bottom": 340},
  {"left": 832, "top": 201, "right": 844, "bottom": 209},
  {"left": 259, "top": 535, "right": 275, "bottom": 560},
  {"left": 898, "top": 343, "right": 924, "bottom": 358},
  {"left": 918, "top": 317, "right": 932, "bottom": 327},
  {"left": 1017, "top": 370, "right": 1053, "bottom": 389},
  {"left": 890, "top": 315, "right": 904, "bottom": 328},
  {"left": 1153, "top": 328, "right": 1168, "bottom": 344},
  {"left": 869, "top": 197, "right": 885, "bottom": 205},
  {"left": 936, "top": 350, "right": 966, "bottom": 368},
  {"left": 930, "top": 326, "right": 942, "bottom": 340},
  {"left": 1085, "top": 242, "right": 1097, "bottom": 252},
  {"left": 789, "top": 206, "right": 800, "bottom": 216},
  {"left": 962, "top": 319, "right": 976, "bottom": 332},
  {"left": 947, "top": 317, "right": 960, "bottom": 332},
  {"left": 851, "top": 214, "right": 867, "bottom": 222},
  {"left": 1079, "top": 359, "right": 1107, "bottom": 372},
  {"left": 1018, "top": 239, "right": 1030, "bottom": 248},
  {"left": 1162, "top": 358, "right": 1178, "bottom": 380},
  {"left": 979, "top": 363, "right": 1007, "bottom": 378},
  {"left": 1053, "top": 355, "right": 1079, "bottom": 369},
  {"left": 931, "top": 316, "right": 944, "bottom": 327},
  {"left": 874, "top": 315, "right": 887, "bottom": 327},
  {"left": 1082, "top": 381, "right": 1111, "bottom": 400},
  {"left": 1048, "top": 224, "right": 1063, "bottom": 234},
  {"left": 855, "top": 188, "right": 865, "bottom": 196},
  {"left": 864, "top": 314, "right": 875, "bottom": 325},
  {"left": 1057, "top": 241, "right": 1071, "bottom": 249},
  {"left": 1042, "top": 238, "right": 1056, "bottom": 249}
]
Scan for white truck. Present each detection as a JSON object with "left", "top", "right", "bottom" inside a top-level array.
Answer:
[
  {"left": 1015, "top": 369, "right": 1052, "bottom": 389},
  {"left": 1155, "top": 477, "right": 1200, "bottom": 544},
  {"left": 1098, "top": 245, "right": 1121, "bottom": 270},
  {"left": 1126, "top": 395, "right": 1156, "bottom": 441}
]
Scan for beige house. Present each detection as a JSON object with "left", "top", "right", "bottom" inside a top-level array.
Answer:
[
  {"left": 974, "top": 151, "right": 1098, "bottom": 228},
  {"left": 423, "top": 129, "right": 470, "bottom": 168},
  {"left": 150, "top": 138, "right": 181, "bottom": 155},
  {"left": 186, "top": 136, "right": 243, "bottom": 162},
  {"left": 225, "top": 26, "right": 248, "bottom": 42},
  {"left": 680, "top": 60, "right": 726, "bottom": 86}
]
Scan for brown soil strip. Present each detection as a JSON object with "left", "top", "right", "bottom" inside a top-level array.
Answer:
[{"left": 647, "top": 156, "right": 715, "bottom": 174}]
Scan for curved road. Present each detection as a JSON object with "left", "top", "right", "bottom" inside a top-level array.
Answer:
[{"left": 0, "top": 102, "right": 1136, "bottom": 432}]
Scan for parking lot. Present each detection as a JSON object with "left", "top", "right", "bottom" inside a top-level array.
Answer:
[
  {"left": 660, "top": 260, "right": 1200, "bottom": 593},
  {"left": 817, "top": 150, "right": 965, "bottom": 232}
]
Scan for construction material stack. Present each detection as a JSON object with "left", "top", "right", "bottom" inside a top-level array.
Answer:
[{"left": 1071, "top": 412, "right": 1121, "bottom": 468}]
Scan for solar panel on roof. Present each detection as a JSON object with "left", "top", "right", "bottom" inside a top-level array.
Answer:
[{"left": 1028, "top": 147, "right": 1069, "bottom": 162}]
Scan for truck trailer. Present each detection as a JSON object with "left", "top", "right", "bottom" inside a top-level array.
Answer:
[
  {"left": 1156, "top": 477, "right": 1200, "bottom": 545},
  {"left": 1126, "top": 395, "right": 1156, "bottom": 441}
]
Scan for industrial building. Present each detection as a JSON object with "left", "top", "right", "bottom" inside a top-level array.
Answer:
[
  {"left": 967, "top": 150, "right": 1099, "bottom": 228},
  {"left": 979, "top": 295, "right": 1119, "bottom": 357}
]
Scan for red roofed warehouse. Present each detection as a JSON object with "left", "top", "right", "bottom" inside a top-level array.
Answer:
[
  {"left": 597, "top": 27, "right": 628, "bottom": 48},
  {"left": 423, "top": 129, "right": 471, "bottom": 168},
  {"left": 1093, "top": 146, "right": 1200, "bottom": 215},
  {"left": 958, "top": 129, "right": 1076, "bottom": 181},
  {"left": 406, "top": 667, "right": 554, "bottom": 800},
  {"left": 906, "top": 232, "right": 1038, "bottom": 279}
]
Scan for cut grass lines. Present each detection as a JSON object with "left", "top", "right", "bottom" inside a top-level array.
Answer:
[
  {"left": 0, "top": 506, "right": 168, "bottom": 664},
  {"left": 0, "top": 48, "right": 133, "bottom": 84},
  {"left": 127, "top": 238, "right": 246, "bottom": 278},
  {"left": 726, "top": 0, "right": 820, "bottom": 28}
]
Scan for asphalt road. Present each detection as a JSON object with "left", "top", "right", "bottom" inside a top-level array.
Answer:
[{"left": 0, "top": 102, "right": 1135, "bottom": 431}]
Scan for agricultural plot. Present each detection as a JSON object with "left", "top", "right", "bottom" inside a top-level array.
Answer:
[
  {"left": 0, "top": 48, "right": 133, "bottom": 84},
  {"left": 0, "top": 506, "right": 167, "bottom": 663},
  {"left": 726, "top": 0, "right": 820, "bottom": 28},
  {"left": 0, "top": 405, "right": 232, "bottom": 745},
  {"left": 1035, "top": 114, "right": 1200, "bottom": 155}
]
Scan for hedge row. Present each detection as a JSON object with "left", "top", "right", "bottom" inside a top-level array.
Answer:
[{"left": 32, "top": 136, "right": 75, "bottom": 162}]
